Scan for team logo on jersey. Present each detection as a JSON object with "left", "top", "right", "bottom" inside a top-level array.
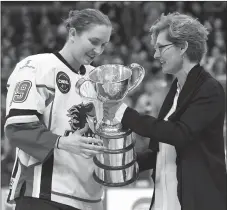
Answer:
[
  {"left": 19, "top": 60, "right": 35, "bottom": 70},
  {"left": 65, "top": 103, "right": 96, "bottom": 137},
  {"left": 56, "top": 71, "right": 71, "bottom": 94}
]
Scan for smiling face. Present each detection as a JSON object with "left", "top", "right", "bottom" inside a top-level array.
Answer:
[
  {"left": 70, "top": 24, "right": 112, "bottom": 65},
  {"left": 153, "top": 29, "right": 183, "bottom": 75}
]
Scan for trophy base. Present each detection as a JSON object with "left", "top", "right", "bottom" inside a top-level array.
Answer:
[
  {"left": 93, "top": 162, "right": 139, "bottom": 187},
  {"left": 95, "top": 122, "right": 131, "bottom": 139},
  {"left": 93, "top": 121, "right": 138, "bottom": 187}
]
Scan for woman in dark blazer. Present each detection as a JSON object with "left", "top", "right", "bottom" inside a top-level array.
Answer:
[{"left": 105, "top": 12, "right": 226, "bottom": 210}]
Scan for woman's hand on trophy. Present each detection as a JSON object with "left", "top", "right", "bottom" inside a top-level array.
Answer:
[{"left": 57, "top": 124, "right": 105, "bottom": 158}]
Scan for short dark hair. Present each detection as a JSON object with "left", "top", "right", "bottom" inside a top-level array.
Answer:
[
  {"left": 64, "top": 8, "right": 112, "bottom": 35},
  {"left": 150, "top": 12, "right": 209, "bottom": 63}
]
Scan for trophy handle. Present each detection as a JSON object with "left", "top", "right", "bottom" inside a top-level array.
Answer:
[
  {"left": 127, "top": 63, "right": 145, "bottom": 93},
  {"left": 75, "top": 78, "right": 97, "bottom": 100}
]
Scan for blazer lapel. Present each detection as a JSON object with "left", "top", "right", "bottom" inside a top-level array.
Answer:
[
  {"left": 168, "top": 64, "right": 207, "bottom": 120},
  {"left": 177, "top": 64, "right": 203, "bottom": 106},
  {"left": 158, "top": 79, "right": 178, "bottom": 120}
]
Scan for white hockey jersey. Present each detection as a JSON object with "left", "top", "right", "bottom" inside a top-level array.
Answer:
[{"left": 5, "top": 53, "right": 104, "bottom": 210}]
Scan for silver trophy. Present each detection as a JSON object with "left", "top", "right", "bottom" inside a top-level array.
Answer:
[{"left": 76, "top": 63, "right": 145, "bottom": 187}]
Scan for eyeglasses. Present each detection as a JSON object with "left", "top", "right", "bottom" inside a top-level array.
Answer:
[{"left": 154, "top": 43, "right": 174, "bottom": 55}]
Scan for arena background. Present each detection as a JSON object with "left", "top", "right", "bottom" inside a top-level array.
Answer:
[{"left": 1, "top": 1, "right": 226, "bottom": 210}]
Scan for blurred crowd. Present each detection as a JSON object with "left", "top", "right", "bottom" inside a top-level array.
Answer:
[{"left": 1, "top": 1, "right": 226, "bottom": 193}]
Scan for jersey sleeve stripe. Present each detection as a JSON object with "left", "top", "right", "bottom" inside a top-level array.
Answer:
[
  {"left": 6, "top": 109, "right": 41, "bottom": 120},
  {"left": 5, "top": 115, "right": 40, "bottom": 128}
]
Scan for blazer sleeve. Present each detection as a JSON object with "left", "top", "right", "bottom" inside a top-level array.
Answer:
[{"left": 122, "top": 79, "right": 225, "bottom": 149}]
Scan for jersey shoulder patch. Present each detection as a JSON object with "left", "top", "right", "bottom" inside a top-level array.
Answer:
[{"left": 56, "top": 71, "right": 71, "bottom": 94}]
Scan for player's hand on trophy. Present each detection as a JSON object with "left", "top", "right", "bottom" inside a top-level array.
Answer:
[{"left": 57, "top": 124, "right": 105, "bottom": 158}]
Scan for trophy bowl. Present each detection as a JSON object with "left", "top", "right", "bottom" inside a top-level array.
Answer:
[{"left": 88, "top": 65, "right": 132, "bottom": 102}]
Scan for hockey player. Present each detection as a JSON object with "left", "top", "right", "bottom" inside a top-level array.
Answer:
[{"left": 5, "top": 8, "right": 112, "bottom": 210}]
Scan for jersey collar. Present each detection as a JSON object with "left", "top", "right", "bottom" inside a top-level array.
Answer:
[{"left": 53, "top": 52, "right": 86, "bottom": 75}]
